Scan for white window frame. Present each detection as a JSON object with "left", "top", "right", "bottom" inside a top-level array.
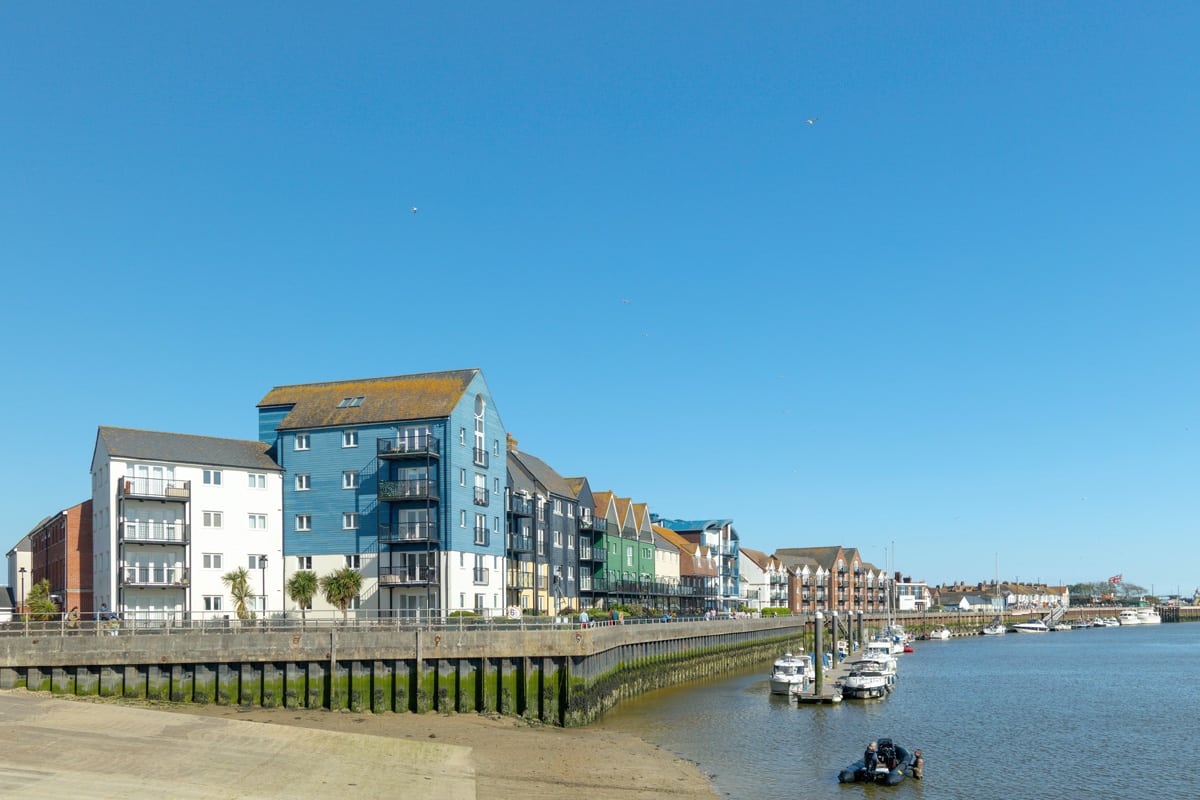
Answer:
[
  {"left": 296, "top": 514, "right": 312, "bottom": 532},
  {"left": 203, "top": 511, "right": 223, "bottom": 528},
  {"left": 553, "top": 499, "right": 563, "bottom": 516},
  {"left": 343, "top": 512, "right": 359, "bottom": 530},
  {"left": 202, "top": 553, "right": 223, "bottom": 569},
  {"left": 343, "top": 470, "right": 359, "bottom": 489},
  {"left": 248, "top": 554, "right": 267, "bottom": 570},
  {"left": 203, "top": 469, "right": 222, "bottom": 486},
  {"left": 297, "top": 556, "right": 313, "bottom": 570},
  {"left": 248, "top": 513, "right": 267, "bottom": 530},
  {"left": 295, "top": 433, "right": 310, "bottom": 451},
  {"left": 345, "top": 554, "right": 361, "bottom": 569},
  {"left": 203, "top": 596, "right": 223, "bottom": 611},
  {"left": 342, "top": 430, "right": 359, "bottom": 448},
  {"left": 554, "top": 530, "right": 563, "bottom": 548},
  {"left": 295, "top": 473, "right": 310, "bottom": 491},
  {"left": 248, "top": 473, "right": 266, "bottom": 489}
]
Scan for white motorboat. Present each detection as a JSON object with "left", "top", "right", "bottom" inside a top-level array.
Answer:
[
  {"left": 1012, "top": 619, "right": 1049, "bottom": 633},
  {"left": 981, "top": 621, "right": 1007, "bottom": 635},
  {"left": 848, "top": 654, "right": 897, "bottom": 688},
  {"left": 1052, "top": 623, "right": 1072, "bottom": 632},
  {"left": 927, "top": 626, "right": 951, "bottom": 640},
  {"left": 840, "top": 666, "right": 892, "bottom": 699},
  {"left": 1118, "top": 609, "right": 1142, "bottom": 626},
  {"left": 1136, "top": 608, "right": 1161, "bottom": 624},
  {"left": 768, "top": 652, "right": 814, "bottom": 696}
]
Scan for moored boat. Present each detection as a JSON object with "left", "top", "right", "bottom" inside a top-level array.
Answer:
[
  {"left": 982, "top": 620, "right": 1006, "bottom": 636},
  {"left": 927, "top": 625, "right": 951, "bottom": 640},
  {"left": 1118, "top": 609, "right": 1142, "bottom": 626},
  {"left": 1012, "top": 619, "right": 1049, "bottom": 633},
  {"left": 768, "top": 652, "right": 814, "bottom": 696},
  {"left": 838, "top": 738, "right": 912, "bottom": 785},
  {"left": 1137, "top": 608, "right": 1162, "bottom": 624},
  {"left": 841, "top": 667, "right": 891, "bottom": 699}
]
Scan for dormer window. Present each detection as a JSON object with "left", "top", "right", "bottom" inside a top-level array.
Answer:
[{"left": 337, "top": 396, "right": 365, "bottom": 408}]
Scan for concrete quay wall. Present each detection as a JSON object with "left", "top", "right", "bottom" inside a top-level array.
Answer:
[{"left": 0, "top": 618, "right": 810, "bottom": 726}]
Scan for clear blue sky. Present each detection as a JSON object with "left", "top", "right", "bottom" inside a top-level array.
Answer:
[{"left": 2, "top": 3, "right": 1196, "bottom": 595}]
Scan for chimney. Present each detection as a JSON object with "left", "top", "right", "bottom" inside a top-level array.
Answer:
[{"left": 506, "top": 433, "right": 518, "bottom": 452}]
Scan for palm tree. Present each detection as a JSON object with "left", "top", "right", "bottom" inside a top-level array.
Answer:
[
  {"left": 286, "top": 570, "right": 318, "bottom": 625},
  {"left": 319, "top": 566, "right": 363, "bottom": 623},
  {"left": 25, "top": 578, "right": 59, "bottom": 621},
  {"left": 222, "top": 567, "right": 254, "bottom": 620}
]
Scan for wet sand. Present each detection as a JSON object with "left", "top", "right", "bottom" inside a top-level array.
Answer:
[{"left": 0, "top": 692, "right": 716, "bottom": 799}]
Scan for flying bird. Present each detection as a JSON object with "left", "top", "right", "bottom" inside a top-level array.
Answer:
[
  {"left": 622, "top": 299, "right": 631, "bottom": 304},
  {"left": 806, "top": 117, "right": 818, "bottom": 125},
  {"left": 411, "top": 207, "right": 418, "bottom": 214}
]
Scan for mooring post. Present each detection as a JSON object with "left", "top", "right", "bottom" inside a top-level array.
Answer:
[
  {"left": 814, "top": 611, "right": 824, "bottom": 694},
  {"left": 856, "top": 610, "right": 864, "bottom": 653}
]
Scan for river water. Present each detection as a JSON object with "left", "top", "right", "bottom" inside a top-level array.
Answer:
[{"left": 594, "top": 621, "right": 1200, "bottom": 800}]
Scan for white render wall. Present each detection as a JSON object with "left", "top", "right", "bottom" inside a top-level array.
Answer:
[{"left": 91, "top": 453, "right": 283, "bottom": 620}]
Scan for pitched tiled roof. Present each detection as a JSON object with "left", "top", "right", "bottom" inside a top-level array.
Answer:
[
  {"left": 97, "top": 427, "right": 282, "bottom": 471},
  {"left": 257, "top": 369, "right": 479, "bottom": 430},
  {"left": 563, "top": 477, "right": 586, "bottom": 498},
  {"left": 632, "top": 503, "right": 649, "bottom": 529},
  {"left": 652, "top": 524, "right": 696, "bottom": 555},
  {"left": 508, "top": 450, "right": 574, "bottom": 498},
  {"left": 592, "top": 490, "right": 614, "bottom": 518},
  {"left": 740, "top": 548, "right": 772, "bottom": 570},
  {"left": 775, "top": 546, "right": 843, "bottom": 571},
  {"left": 613, "top": 497, "right": 632, "bottom": 528}
]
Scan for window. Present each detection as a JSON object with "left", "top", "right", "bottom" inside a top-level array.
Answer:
[
  {"left": 568, "top": 566, "right": 575, "bottom": 581},
  {"left": 493, "top": 439, "right": 499, "bottom": 456},
  {"left": 568, "top": 533, "right": 575, "bottom": 550},
  {"left": 626, "top": 547, "right": 634, "bottom": 567},
  {"left": 248, "top": 473, "right": 266, "bottom": 489},
  {"left": 343, "top": 512, "right": 359, "bottom": 530},
  {"left": 295, "top": 473, "right": 310, "bottom": 491},
  {"left": 343, "top": 471, "right": 359, "bottom": 489},
  {"left": 296, "top": 514, "right": 311, "bottom": 531},
  {"left": 248, "top": 514, "right": 267, "bottom": 530},
  {"left": 248, "top": 554, "right": 267, "bottom": 570},
  {"left": 295, "top": 433, "right": 310, "bottom": 451},
  {"left": 475, "top": 513, "right": 488, "bottom": 545},
  {"left": 459, "top": 468, "right": 466, "bottom": 487},
  {"left": 459, "top": 427, "right": 466, "bottom": 445},
  {"left": 202, "top": 511, "right": 222, "bottom": 528},
  {"left": 342, "top": 430, "right": 359, "bottom": 448},
  {"left": 460, "top": 510, "right": 466, "bottom": 527},
  {"left": 297, "top": 556, "right": 312, "bottom": 570},
  {"left": 554, "top": 530, "right": 563, "bottom": 548},
  {"left": 204, "top": 596, "right": 223, "bottom": 611},
  {"left": 345, "top": 554, "right": 361, "bottom": 569},
  {"left": 202, "top": 553, "right": 223, "bottom": 569},
  {"left": 566, "top": 504, "right": 573, "bottom": 519},
  {"left": 553, "top": 499, "right": 562, "bottom": 516},
  {"left": 337, "top": 396, "right": 364, "bottom": 408},
  {"left": 203, "top": 469, "right": 222, "bottom": 486},
  {"left": 537, "top": 529, "right": 544, "bottom": 556}
]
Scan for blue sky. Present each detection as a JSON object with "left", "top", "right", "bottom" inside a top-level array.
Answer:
[{"left": 2, "top": 3, "right": 1196, "bottom": 595}]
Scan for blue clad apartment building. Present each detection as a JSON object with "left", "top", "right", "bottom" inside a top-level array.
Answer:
[{"left": 256, "top": 369, "right": 507, "bottom": 617}]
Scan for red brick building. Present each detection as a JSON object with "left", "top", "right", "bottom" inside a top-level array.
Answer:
[{"left": 28, "top": 499, "right": 94, "bottom": 614}]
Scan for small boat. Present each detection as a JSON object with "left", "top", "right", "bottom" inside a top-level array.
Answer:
[
  {"left": 1012, "top": 619, "right": 1049, "bottom": 633},
  {"left": 1118, "top": 609, "right": 1142, "bottom": 626},
  {"left": 982, "top": 620, "right": 1007, "bottom": 636},
  {"left": 838, "top": 738, "right": 911, "bottom": 785},
  {"left": 1071, "top": 620, "right": 1092, "bottom": 630},
  {"left": 1137, "top": 608, "right": 1162, "bottom": 624},
  {"left": 927, "top": 626, "right": 951, "bottom": 640},
  {"left": 847, "top": 653, "right": 897, "bottom": 688},
  {"left": 1103, "top": 617, "right": 1120, "bottom": 627},
  {"left": 1052, "top": 623, "right": 1072, "bottom": 632},
  {"left": 768, "top": 652, "right": 814, "bottom": 696},
  {"left": 903, "top": 644, "right": 914, "bottom": 653},
  {"left": 840, "top": 667, "right": 891, "bottom": 699}
]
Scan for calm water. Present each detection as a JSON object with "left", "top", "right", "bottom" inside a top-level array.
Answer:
[{"left": 595, "top": 622, "right": 1200, "bottom": 799}]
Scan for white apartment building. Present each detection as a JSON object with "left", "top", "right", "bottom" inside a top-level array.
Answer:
[{"left": 91, "top": 427, "right": 283, "bottom": 622}]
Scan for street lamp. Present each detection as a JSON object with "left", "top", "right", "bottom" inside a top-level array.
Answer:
[
  {"left": 18, "top": 567, "right": 26, "bottom": 616},
  {"left": 260, "top": 555, "right": 268, "bottom": 617}
]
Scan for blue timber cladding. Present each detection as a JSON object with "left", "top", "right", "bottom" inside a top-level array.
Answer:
[
  {"left": 258, "top": 407, "right": 289, "bottom": 450},
  {"left": 444, "top": 372, "right": 505, "bottom": 560}
]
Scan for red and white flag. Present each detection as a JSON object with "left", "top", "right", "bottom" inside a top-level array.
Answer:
[{"left": 1108, "top": 574, "right": 1123, "bottom": 583}]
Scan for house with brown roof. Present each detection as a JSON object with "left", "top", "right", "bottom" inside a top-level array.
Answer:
[
  {"left": 257, "top": 369, "right": 507, "bottom": 619},
  {"left": 653, "top": 524, "right": 716, "bottom": 613}
]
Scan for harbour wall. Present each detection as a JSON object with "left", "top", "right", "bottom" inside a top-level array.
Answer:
[{"left": 0, "top": 618, "right": 811, "bottom": 727}]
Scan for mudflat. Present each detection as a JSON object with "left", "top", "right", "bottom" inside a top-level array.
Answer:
[{"left": 0, "top": 692, "right": 716, "bottom": 799}]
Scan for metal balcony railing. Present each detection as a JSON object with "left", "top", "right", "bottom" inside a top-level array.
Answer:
[
  {"left": 473, "top": 448, "right": 489, "bottom": 468},
  {"left": 473, "top": 487, "right": 490, "bottom": 506},
  {"left": 378, "top": 522, "right": 439, "bottom": 544},
  {"left": 474, "top": 526, "right": 490, "bottom": 547},
  {"left": 507, "top": 495, "right": 534, "bottom": 517},
  {"left": 378, "top": 566, "right": 439, "bottom": 586},
  {"left": 377, "top": 435, "right": 440, "bottom": 459},
  {"left": 378, "top": 478, "right": 439, "bottom": 502},
  {"left": 120, "top": 522, "right": 189, "bottom": 545},
  {"left": 119, "top": 478, "right": 191, "bottom": 502},
  {"left": 507, "top": 533, "right": 534, "bottom": 553},
  {"left": 121, "top": 566, "right": 188, "bottom": 587}
]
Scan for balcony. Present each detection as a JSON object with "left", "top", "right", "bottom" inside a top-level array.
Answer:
[
  {"left": 578, "top": 515, "right": 604, "bottom": 532},
  {"left": 473, "top": 448, "right": 489, "bottom": 468},
  {"left": 473, "top": 526, "right": 490, "bottom": 547},
  {"left": 377, "top": 435, "right": 440, "bottom": 460},
  {"left": 378, "top": 478, "right": 439, "bottom": 502},
  {"left": 473, "top": 567, "right": 489, "bottom": 585},
  {"left": 378, "top": 522, "right": 439, "bottom": 544},
  {"left": 579, "top": 575, "right": 593, "bottom": 591},
  {"left": 509, "top": 571, "right": 534, "bottom": 589},
  {"left": 473, "top": 487, "right": 489, "bottom": 506},
  {"left": 121, "top": 566, "right": 188, "bottom": 588},
  {"left": 378, "top": 565, "right": 439, "bottom": 586},
  {"left": 507, "top": 494, "right": 534, "bottom": 517},
  {"left": 507, "top": 532, "right": 534, "bottom": 554},
  {"left": 120, "top": 521, "right": 189, "bottom": 545},
  {"left": 584, "top": 546, "right": 606, "bottom": 562},
  {"left": 119, "top": 478, "right": 191, "bottom": 502}
]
